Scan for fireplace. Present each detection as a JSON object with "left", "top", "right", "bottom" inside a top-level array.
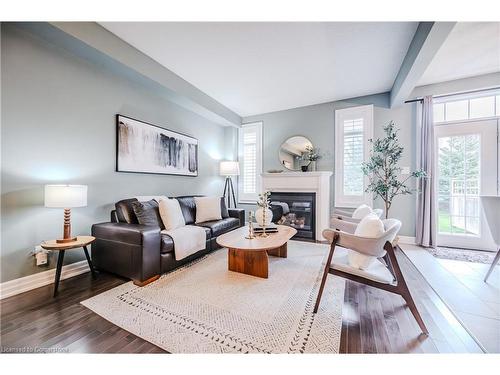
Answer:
[
  {"left": 269, "top": 192, "right": 316, "bottom": 241},
  {"left": 262, "top": 172, "right": 332, "bottom": 241}
]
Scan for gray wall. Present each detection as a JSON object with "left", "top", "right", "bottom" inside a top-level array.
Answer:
[
  {"left": 240, "top": 94, "right": 418, "bottom": 237},
  {"left": 1, "top": 24, "right": 227, "bottom": 282}
]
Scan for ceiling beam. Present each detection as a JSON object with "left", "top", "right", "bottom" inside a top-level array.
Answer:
[
  {"left": 390, "top": 22, "right": 456, "bottom": 108},
  {"left": 13, "top": 22, "right": 242, "bottom": 127}
]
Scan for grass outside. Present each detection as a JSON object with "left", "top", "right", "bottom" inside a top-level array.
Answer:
[{"left": 438, "top": 212, "right": 474, "bottom": 234}]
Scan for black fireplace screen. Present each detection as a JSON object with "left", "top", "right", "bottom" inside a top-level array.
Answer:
[{"left": 269, "top": 192, "right": 316, "bottom": 241}]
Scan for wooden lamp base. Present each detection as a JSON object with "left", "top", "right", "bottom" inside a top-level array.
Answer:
[
  {"left": 56, "top": 208, "right": 77, "bottom": 244},
  {"left": 56, "top": 237, "right": 78, "bottom": 244}
]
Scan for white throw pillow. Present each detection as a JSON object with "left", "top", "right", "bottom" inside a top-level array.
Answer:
[
  {"left": 352, "top": 204, "right": 373, "bottom": 220},
  {"left": 348, "top": 213, "right": 385, "bottom": 270},
  {"left": 195, "top": 196, "right": 222, "bottom": 224},
  {"left": 159, "top": 199, "right": 185, "bottom": 231}
]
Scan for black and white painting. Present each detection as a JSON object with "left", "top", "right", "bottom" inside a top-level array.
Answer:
[{"left": 116, "top": 115, "right": 198, "bottom": 176}]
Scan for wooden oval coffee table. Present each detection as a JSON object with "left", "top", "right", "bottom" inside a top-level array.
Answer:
[{"left": 216, "top": 225, "right": 297, "bottom": 278}]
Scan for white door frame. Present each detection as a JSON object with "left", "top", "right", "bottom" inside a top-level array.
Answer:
[{"left": 434, "top": 119, "right": 498, "bottom": 250}]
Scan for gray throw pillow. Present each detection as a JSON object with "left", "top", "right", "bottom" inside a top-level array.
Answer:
[
  {"left": 220, "top": 197, "right": 229, "bottom": 218},
  {"left": 131, "top": 199, "right": 164, "bottom": 229}
]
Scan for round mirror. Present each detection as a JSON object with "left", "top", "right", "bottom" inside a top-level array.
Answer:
[{"left": 279, "top": 136, "right": 313, "bottom": 171}]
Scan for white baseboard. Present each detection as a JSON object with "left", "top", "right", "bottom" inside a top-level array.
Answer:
[
  {"left": 398, "top": 236, "right": 416, "bottom": 245},
  {"left": 0, "top": 260, "right": 90, "bottom": 300}
]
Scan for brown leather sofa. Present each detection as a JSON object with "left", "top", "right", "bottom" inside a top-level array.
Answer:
[{"left": 91, "top": 196, "right": 245, "bottom": 286}]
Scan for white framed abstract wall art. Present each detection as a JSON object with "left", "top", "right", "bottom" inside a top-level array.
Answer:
[{"left": 116, "top": 114, "right": 198, "bottom": 177}]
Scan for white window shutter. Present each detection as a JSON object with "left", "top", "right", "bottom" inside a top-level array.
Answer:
[
  {"left": 334, "top": 105, "right": 373, "bottom": 208},
  {"left": 238, "top": 122, "right": 263, "bottom": 203}
]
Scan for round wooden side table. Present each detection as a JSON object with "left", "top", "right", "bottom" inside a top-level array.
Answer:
[{"left": 41, "top": 235, "right": 97, "bottom": 297}]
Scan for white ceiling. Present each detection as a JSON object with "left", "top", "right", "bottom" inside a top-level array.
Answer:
[
  {"left": 418, "top": 22, "right": 500, "bottom": 86},
  {"left": 100, "top": 22, "right": 418, "bottom": 117}
]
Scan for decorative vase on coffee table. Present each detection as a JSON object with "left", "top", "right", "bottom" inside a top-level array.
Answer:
[{"left": 255, "top": 207, "right": 272, "bottom": 226}]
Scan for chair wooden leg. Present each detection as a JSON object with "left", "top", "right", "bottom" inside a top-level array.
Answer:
[
  {"left": 484, "top": 247, "right": 500, "bottom": 282},
  {"left": 385, "top": 243, "right": 429, "bottom": 335},
  {"left": 313, "top": 233, "right": 338, "bottom": 313}
]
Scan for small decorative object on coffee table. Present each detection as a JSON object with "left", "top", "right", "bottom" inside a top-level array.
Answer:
[
  {"left": 216, "top": 225, "right": 297, "bottom": 279},
  {"left": 245, "top": 211, "right": 255, "bottom": 239},
  {"left": 41, "top": 236, "right": 97, "bottom": 297},
  {"left": 258, "top": 207, "right": 269, "bottom": 238},
  {"left": 255, "top": 191, "right": 272, "bottom": 227}
]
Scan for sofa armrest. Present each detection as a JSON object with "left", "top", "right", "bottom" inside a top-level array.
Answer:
[
  {"left": 92, "top": 222, "right": 160, "bottom": 244},
  {"left": 228, "top": 209, "right": 245, "bottom": 227},
  {"left": 91, "top": 222, "right": 161, "bottom": 283}
]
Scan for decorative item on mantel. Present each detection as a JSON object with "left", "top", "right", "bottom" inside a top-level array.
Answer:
[
  {"left": 44, "top": 184, "right": 87, "bottom": 243},
  {"left": 255, "top": 191, "right": 273, "bottom": 230},
  {"left": 301, "top": 146, "right": 322, "bottom": 172}
]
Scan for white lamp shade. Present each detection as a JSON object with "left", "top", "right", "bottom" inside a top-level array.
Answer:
[
  {"left": 44, "top": 185, "right": 87, "bottom": 208},
  {"left": 219, "top": 161, "right": 240, "bottom": 176}
]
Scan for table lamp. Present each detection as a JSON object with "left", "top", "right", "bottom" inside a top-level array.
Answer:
[
  {"left": 45, "top": 184, "right": 87, "bottom": 243},
  {"left": 219, "top": 161, "right": 239, "bottom": 208}
]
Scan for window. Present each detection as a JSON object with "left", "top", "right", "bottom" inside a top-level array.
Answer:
[
  {"left": 238, "top": 122, "right": 263, "bottom": 203},
  {"left": 433, "top": 89, "right": 500, "bottom": 123},
  {"left": 470, "top": 96, "right": 495, "bottom": 119},
  {"left": 445, "top": 100, "right": 468, "bottom": 121},
  {"left": 334, "top": 105, "right": 373, "bottom": 208},
  {"left": 433, "top": 103, "right": 445, "bottom": 122}
]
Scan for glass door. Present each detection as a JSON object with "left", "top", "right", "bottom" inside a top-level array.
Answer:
[{"left": 435, "top": 119, "right": 498, "bottom": 250}]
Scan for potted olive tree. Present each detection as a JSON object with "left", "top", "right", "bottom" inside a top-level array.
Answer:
[{"left": 362, "top": 121, "right": 426, "bottom": 219}]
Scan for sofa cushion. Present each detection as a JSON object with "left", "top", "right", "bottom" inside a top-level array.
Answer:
[
  {"left": 131, "top": 199, "right": 164, "bottom": 229},
  {"left": 177, "top": 195, "right": 229, "bottom": 223},
  {"left": 160, "top": 226, "right": 211, "bottom": 254},
  {"left": 159, "top": 198, "right": 185, "bottom": 230},
  {"left": 195, "top": 196, "right": 222, "bottom": 223},
  {"left": 352, "top": 204, "right": 373, "bottom": 220},
  {"left": 115, "top": 198, "right": 139, "bottom": 224},
  {"left": 176, "top": 196, "right": 197, "bottom": 224},
  {"left": 135, "top": 195, "right": 168, "bottom": 202},
  {"left": 349, "top": 213, "right": 385, "bottom": 270},
  {"left": 196, "top": 217, "right": 240, "bottom": 237},
  {"left": 220, "top": 198, "right": 229, "bottom": 218}
]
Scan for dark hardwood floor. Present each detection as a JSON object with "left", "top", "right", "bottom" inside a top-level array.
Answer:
[{"left": 0, "top": 248, "right": 482, "bottom": 353}]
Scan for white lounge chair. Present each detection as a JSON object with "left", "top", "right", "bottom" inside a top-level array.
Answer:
[{"left": 315, "top": 217, "right": 429, "bottom": 335}]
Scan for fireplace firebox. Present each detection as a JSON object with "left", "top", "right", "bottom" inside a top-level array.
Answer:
[{"left": 269, "top": 192, "right": 316, "bottom": 241}]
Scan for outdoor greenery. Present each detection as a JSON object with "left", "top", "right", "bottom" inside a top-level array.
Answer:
[
  {"left": 437, "top": 134, "right": 480, "bottom": 234},
  {"left": 362, "top": 121, "right": 426, "bottom": 219}
]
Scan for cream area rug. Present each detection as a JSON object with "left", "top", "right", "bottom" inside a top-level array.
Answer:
[{"left": 81, "top": 240, "right": 345, "bottom": 353}]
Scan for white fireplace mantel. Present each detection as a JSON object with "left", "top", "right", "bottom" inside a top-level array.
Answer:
[{"left": 261, "top": 171, "right": 332, "bottom": 241}]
